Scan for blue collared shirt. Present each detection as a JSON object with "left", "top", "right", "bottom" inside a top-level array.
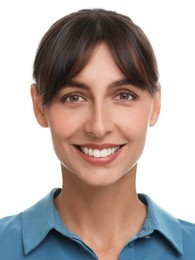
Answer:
[{"left": 1, "top": 188, "right": 195, "bottom": 259}]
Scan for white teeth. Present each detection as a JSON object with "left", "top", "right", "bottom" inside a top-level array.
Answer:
[
  {"left": 84, "top": 147, "right": 88, "bottom": 154},
  {"left": 108, "top": 148, "right": 112, "bottom": 156},
  {"left": 89, "top": 148, "right": 93, "bottom": 156},
  {"left": 100, "top": 149, "right": 108, "bottom": 157},
  {"left": 94, "top": 149, "right": 100, "bottom": 158},
  {"left": 80, "top": 146, "right": 120, "bottom": 158}
]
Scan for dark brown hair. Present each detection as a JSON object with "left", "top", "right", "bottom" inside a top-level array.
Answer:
[{"left": 33, "top": 8, "right": 159, "bottom": 105}]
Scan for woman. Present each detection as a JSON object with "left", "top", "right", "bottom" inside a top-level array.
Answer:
[{"left": 0, "top": 8, "right": 195, "bottom": 259}]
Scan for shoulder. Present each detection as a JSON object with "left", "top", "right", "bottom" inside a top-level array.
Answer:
[
  {"left": 0, "top": 213, "right": 23, "bottom": 257},
  {"left": 0, "top": 213, "right": 22, "bottom": 235},
  {"left": 177, "top": 219, "right": 195, "bottom": 257},
  {"left": 179, "top": 218, "right": 195, "bottom": 238},
  {"left": 0, "top": 189, "right": 58, "bottom": 258}
]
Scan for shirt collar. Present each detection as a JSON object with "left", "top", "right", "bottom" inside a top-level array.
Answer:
[
  {"left": 138, "top": 194, "right": 183, "bottom": 255},
  {"left": 21, "top": 189, "right": 183, "bottom": 255},
  {"left": 22, "top": 188, "right": 75, "bottom": 254}
]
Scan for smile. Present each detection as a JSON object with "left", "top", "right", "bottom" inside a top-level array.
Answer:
[
  {"left": 81, "top": 146, "right": 120, "bottom": 158},
  {"left": 75, "top": 144, "right": 124, "bottom": 158}
]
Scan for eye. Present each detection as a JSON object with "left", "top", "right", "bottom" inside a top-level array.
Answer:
[
  {"left": 114, "top": 91, "right": 137, "bottom": 102},
  {"left": 60, "top": 93, "right": 85, "bottom": 103}
]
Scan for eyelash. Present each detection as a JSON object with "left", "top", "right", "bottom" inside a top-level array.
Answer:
[
  {"left": 113, "top": 91, "right": 138, "bottom": 102},
  {"left": 60, "top": 93, "right": 85, "bottom": 103},
  {"left": 60, "top": 90, "right": 138, "bottom": 104}
]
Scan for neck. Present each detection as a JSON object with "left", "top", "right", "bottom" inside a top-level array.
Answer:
[{"left": 55, "top": 166, "right": 146, "bottom": 242}]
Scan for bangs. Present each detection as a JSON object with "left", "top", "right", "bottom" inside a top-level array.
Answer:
[{"left": 33, "top": 9, "right": 159, "bottom": 105}]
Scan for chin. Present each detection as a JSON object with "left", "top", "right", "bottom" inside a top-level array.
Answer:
[{"left": 77, "top": 171, "right": 127, "bottom": 189}]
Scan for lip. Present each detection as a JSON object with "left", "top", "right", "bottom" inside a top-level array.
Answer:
[
  {"left": 76, "top": 143, "right": 121, "bottom": 149},
  {"left": 73, "top": 143, "right": 125, "bottom": 166}
]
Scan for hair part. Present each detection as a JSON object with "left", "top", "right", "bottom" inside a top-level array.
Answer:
[{"left": 33, "top": 8, "right": 159, "bottom": 105}]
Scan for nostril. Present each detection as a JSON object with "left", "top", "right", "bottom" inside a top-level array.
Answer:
[{"left": 84, "top": 120, "right": 114, "bottom": 137}]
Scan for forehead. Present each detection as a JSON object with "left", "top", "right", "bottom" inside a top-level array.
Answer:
[
  {"left": 72, "top": 43, "right": 125, "bottom": 83},
  {"left": 61, "top": 44, "right": 147, "bottom": 96}
]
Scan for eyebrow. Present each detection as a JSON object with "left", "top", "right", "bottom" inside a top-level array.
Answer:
[
  {"left": 64, "top": 78, "right": 134, "bottom": 89},
  {"left": 110, "top": 79, "right": 134, "bottom": 88}
]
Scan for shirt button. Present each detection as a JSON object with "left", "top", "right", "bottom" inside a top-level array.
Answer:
[{"left": 128, "top": 242, "right": 134, "bottom": 248}]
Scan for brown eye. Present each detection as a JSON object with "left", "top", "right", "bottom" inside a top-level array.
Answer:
[
  {"left": 115, "top": 92, "right": 135, "bottom": 101},
  {"left": 119, "top": 93, "right": 132, "bottom": 100},
  {"left": 61, "top": 94, "right": 85, "bottom": 103},
  {"left": 68, "top": 95, "right": 80, "bottom": 102}
]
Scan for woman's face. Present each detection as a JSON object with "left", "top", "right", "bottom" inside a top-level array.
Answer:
[{"left": 32, "top": 43, "right": 160, "bottom": 187}]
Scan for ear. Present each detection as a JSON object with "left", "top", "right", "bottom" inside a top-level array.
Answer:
[
  {"left": 31, "top": 84, "right": 48, "bottom": 127},
  {"left": 149, "top": 88, "right": 161, "bottom": 127}
]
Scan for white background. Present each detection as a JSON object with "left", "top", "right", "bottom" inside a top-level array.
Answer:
[{"left": 0, "top": 0, "right": 195, "bottom": 221}]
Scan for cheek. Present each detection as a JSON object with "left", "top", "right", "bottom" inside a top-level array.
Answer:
[
  {"left": 47, "top": 109, "right": 83, "bottom": 139},
  {"left": 114, "top": 107, "right": 151, "bottom": 138}
]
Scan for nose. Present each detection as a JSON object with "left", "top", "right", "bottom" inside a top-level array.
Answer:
[{"left": 84, "top": 102, "right": 113, "bottom": 138}]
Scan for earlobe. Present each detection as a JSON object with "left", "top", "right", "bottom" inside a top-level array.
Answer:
[
  {"left": 31, "top": 84, "right": 48, "bottom": 128},
  {"left": 149, "top": 90, "right": 161, "bottom": 127}
]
